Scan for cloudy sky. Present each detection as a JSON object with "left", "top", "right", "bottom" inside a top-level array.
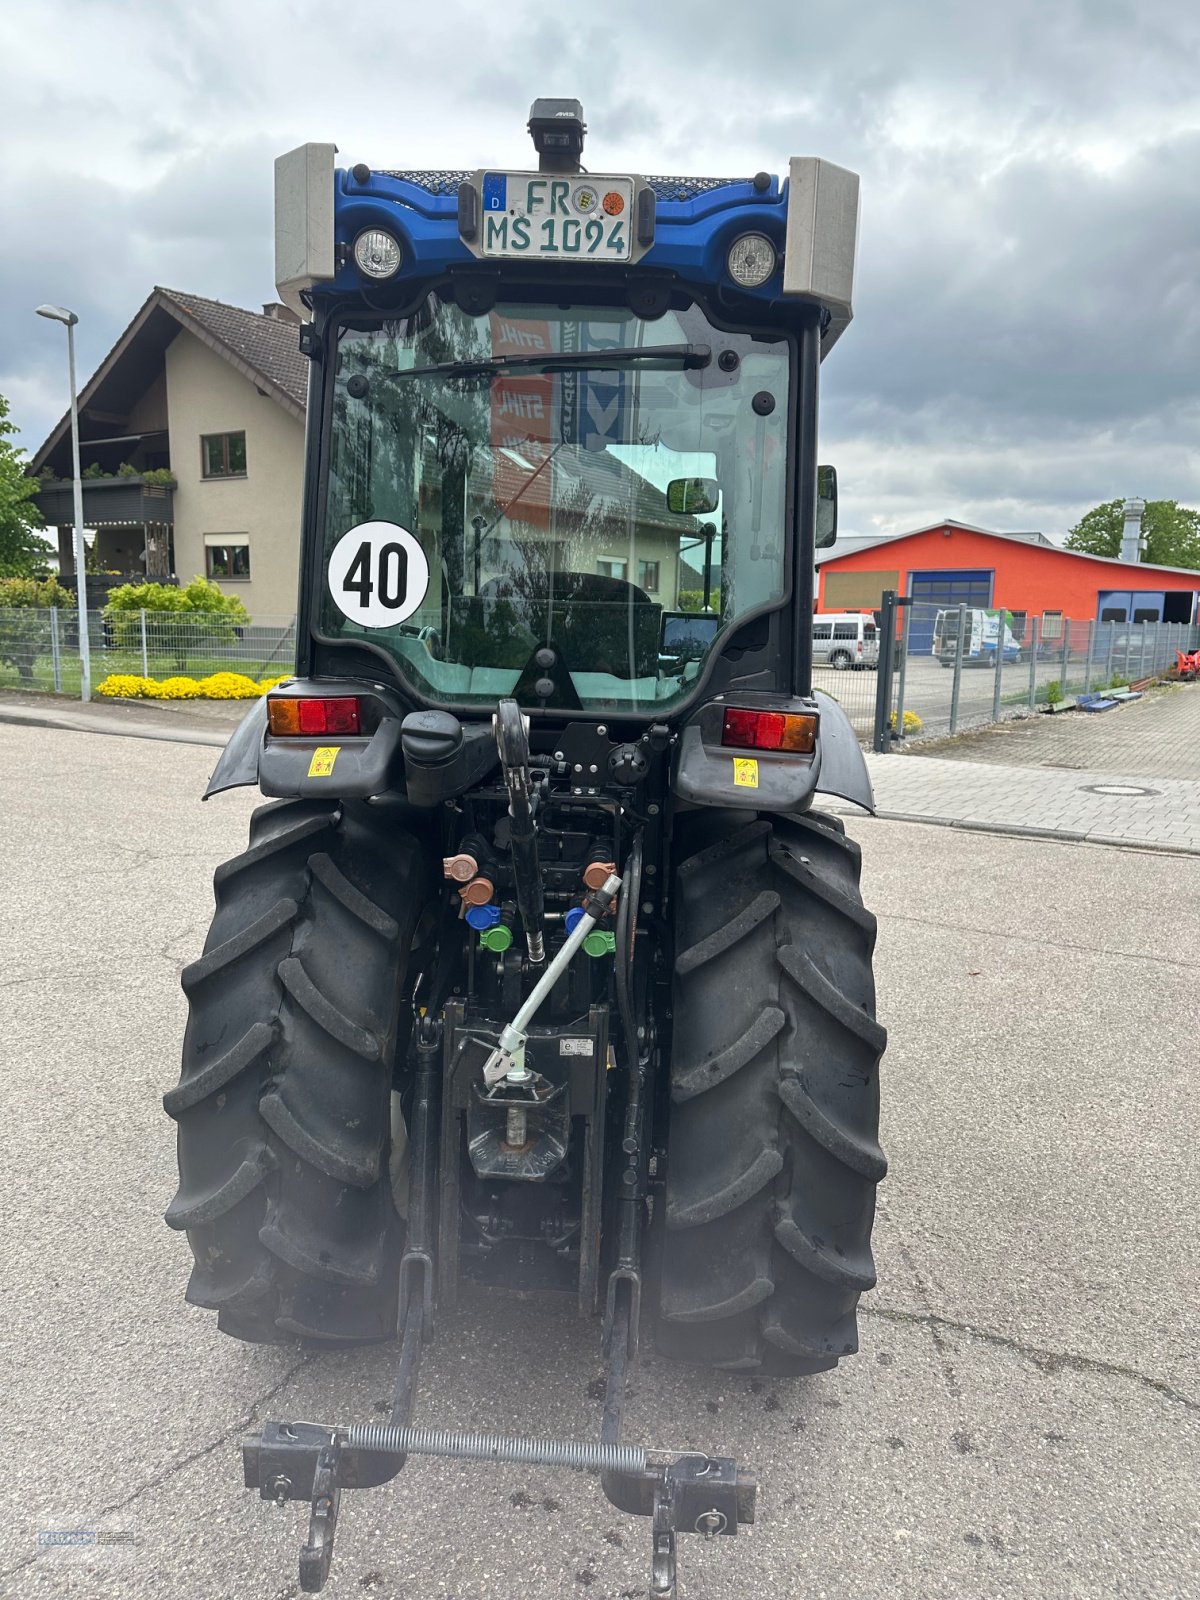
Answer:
[{"left": 2, "top": 0, "right": 1197, "bottom": 542}]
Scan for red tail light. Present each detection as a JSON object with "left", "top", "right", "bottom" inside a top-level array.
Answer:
[
  {"left": 268, "top": 697, "right": 362, "bottom": 737},
  {"left": 721, "top": 707, "right": 817, "bottom": 753}
]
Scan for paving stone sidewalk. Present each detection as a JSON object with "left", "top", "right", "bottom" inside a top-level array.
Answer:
[
  {"left": 901, "top": 680, "right": 1200, "bottom": 780},
  {"left": 843, "top": 678, "right": 1200, "bottom": 852},
  {"left": 839, "top": 750, "right": 1200, "bottom": 854}
]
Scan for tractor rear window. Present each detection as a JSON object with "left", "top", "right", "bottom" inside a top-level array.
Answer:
[{"left": 318, "top": 295, "right": 790, "bottom": 712}]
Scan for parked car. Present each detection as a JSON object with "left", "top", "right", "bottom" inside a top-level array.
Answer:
[{"left": 812, "top": 613, "right": 879, "bottom": 670}]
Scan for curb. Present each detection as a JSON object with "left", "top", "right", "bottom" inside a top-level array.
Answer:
[
  {"left": 0, "top": 706, "right": 228, "bottom": 749},
  {"left": 856, "top": 807, "right": 1200, "bottom": 858}
]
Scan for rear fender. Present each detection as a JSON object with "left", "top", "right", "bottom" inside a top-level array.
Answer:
[
  {"left": 202, "top": 678, "right": 411, "bottom": 801},
  {"left": 670, "top": 690, "right": 873, "bottom": 814}
]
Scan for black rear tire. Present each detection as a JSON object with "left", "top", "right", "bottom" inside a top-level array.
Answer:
[
  {"left": 164, "top": 798, "right": 429, "bottom": 1344},
  {"left": 652, "top": 809, "right": 886, "bottom": 1375}
]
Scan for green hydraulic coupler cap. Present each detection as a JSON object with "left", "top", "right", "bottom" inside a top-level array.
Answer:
[
  {"left": 583, "top": 930, "right": 616, "bottom": 958},
  {"left": 479, "top": 925, "right": 513, "bottom": 953}
]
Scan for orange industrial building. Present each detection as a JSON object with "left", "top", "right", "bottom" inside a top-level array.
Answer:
[{"left": 817, "top": 520, "right": 1200, "bottom": 654}]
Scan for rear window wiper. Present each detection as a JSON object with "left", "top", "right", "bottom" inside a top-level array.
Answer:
[{"left": 383, "top": 344, "right": 712, "bottom": 382}]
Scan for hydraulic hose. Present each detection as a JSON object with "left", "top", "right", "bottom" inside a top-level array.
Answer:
[
  {"left": 613, "top": 831, "right": 642, "bottom": 1071},
  {"left": 494, "top": 699, "right": 546, "bottom": 962},
  {"left": 482, "top": 873, "right": 622, "bottom": 1085}
]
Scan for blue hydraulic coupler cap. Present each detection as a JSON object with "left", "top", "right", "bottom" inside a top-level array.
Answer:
[
  {"left": 564, "top": 906, "right": 586, "bottom": 935},
  {"left": 466, "top": 904, "right": 501, "bottom": 931}
]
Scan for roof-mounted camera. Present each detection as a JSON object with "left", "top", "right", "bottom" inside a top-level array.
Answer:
[{"left": 527, "top": 97, "right": 586, "bottom": 174}]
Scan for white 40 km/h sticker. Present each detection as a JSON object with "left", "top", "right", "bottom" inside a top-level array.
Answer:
[{"left": 328, "top": 522, "right": 430, "bottom": 628}]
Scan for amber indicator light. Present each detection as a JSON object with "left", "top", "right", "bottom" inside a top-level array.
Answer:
[
  {"left": 721, "top": 707, "right": 816, "bottom": 753},
  {"left": 267, "top": 697, "right": 362, "bottom": 737}
]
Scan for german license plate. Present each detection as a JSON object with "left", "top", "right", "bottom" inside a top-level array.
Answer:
[{"left": 479, "top": 173, "right": 634, "bottom": 261}]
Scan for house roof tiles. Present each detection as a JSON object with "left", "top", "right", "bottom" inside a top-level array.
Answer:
[{"left": 156, "top": 289, "right": 308, "bottom": 411}]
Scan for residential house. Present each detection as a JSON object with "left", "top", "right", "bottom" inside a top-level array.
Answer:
[{"left": 30, "top": 288, "right": 308, "bottom": 619}]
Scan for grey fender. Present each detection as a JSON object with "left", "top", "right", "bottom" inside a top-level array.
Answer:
[
  {"left": 671, "top": 690, "right": 874, "bottom": 814},
  {"left": 812, "top": 689, "right": 874, "bottom": 812},
  {"left": 202, "top": 679, "right": 412, "bottom": 801},
  {"left": 203, "top": 697, "right": 268, "bottom": 799}
]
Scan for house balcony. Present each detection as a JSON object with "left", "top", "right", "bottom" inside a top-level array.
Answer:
[
  {"left": 35, "top": 474, "right": 174, "bottom": 530},
  {"left": 34, "top": 476, "right": 175, "bottom": 579}
]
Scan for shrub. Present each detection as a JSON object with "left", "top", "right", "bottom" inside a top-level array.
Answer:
[
  {"left": 103, "top": 576, "right": 250, "bottom": 670},
  {"left": 140, "top": 468, "right": 176, "bottom": 487},
  {"left": 889, "top": 709, "right": 923, "bottom": 735},
  {"left": 116, "top": 461, "right": 139, "bottom": 477},
  {"left": 96, "top": 671, "right": 288, "bottom": 701},
  {"left": 0, "top": 577, "right": 76, "bottom": 678},
  {"left": 0, "top": 576, "right": 75, "bottom": 609},
  {"left": 1044, "top": 680, "right": 1064, "bottom": 705}
]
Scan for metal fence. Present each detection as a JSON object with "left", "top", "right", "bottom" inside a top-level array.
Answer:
[
  {"left": 868, "top": 601, "right": 1200, "bottom": 749},
  {"left": 0, "top": 608, "right": 297, "bottom": 696},
  {"left": 809, "top": 638, "right": 883, "bottom": 741}
]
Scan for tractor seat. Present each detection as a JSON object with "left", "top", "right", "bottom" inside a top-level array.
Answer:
[{"left": 476, "top": 571, "right": 661, "bottom": 679}]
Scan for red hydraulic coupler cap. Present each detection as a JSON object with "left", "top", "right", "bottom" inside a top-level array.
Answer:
[
  {"left": 459, "top": 876, "right": 495, "bottom": 907},
  {"left": 443, "top": 853, "right": 479, "bottom": 883}
]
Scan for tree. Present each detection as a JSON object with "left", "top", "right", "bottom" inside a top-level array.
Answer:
[
  {"left": 1064, "top": 499, "right": 1200, "bottom": 571},
  {"left": 0, "top": 392, "right": 49, "bottom": 578}
]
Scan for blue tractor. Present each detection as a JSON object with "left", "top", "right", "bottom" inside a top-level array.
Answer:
[{"left": 167, "top": 100, "right": 886, "bottom": 1597}]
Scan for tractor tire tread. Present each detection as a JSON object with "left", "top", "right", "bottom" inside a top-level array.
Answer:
[
  {"left": 654, "top": 807, "right": 886, "bottom": 1375},
  {"left": 165, "top": 798, "right": 427, "bottom": 1345}
]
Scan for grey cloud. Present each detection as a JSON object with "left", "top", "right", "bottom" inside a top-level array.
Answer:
[{"left": 3, "top": 0, "right": 1199, "bottom": 534}]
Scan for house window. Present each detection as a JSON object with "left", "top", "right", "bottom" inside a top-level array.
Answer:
[
  {"left": 597, "top": 558, "right": 627, "bottom": 581},
  {"left": 206, "top": 541, "right": 251, "bottom": 579},
  {"left": 201, "top": 431, "right": 247, "bottom": 478},
  {"left": 637, "top": 559, "right": 660, "bottom": 593},
  {"left": 1041, "top": 610, "right": 1063, "bottom": 640}
]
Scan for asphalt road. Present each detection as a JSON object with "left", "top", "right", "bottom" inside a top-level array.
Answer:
[{"left": 2, "top": 721, "right": 1197, "bottom": 1600}]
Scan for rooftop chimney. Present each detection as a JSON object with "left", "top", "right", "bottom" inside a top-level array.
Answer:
[
  {"left": 262, "top": 302, "right": 301, "bottom": 324},
  {"left": 1119, "top": 497, "right": 1145, "bottom": 563}
]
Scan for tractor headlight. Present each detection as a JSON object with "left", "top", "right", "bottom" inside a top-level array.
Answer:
[
  {"left": 726, "top": 233, "right": 777, "bottom": 288},
  {"left": 353, "top": 229, "right": 403, "bottom": 280}
]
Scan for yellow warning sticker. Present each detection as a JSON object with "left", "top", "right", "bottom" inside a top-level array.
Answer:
[
  {"left": 732, "top": 757, "right": 759, "bottom": 788},
  {"left": 307, "top": 746, "right": 340, "bottom": 778}
]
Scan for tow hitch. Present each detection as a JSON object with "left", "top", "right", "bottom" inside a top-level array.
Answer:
[{"left": 239, "top": 1020, "right": 757, "bottom": 1597}]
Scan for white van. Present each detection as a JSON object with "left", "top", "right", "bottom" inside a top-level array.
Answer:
[
  {"left": 933, "top": 608, "right": 1022, "bottom": 667},
  {"left": 812, "top": 613, "right": 879, "bottom": 670}
]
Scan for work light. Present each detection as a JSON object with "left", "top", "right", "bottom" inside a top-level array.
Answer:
[
  {"left": 727, "top": 233, "right": 777, "bottom": 288},
  {"left": 353, "top": 229, "right": 403, "bottom": 280}
]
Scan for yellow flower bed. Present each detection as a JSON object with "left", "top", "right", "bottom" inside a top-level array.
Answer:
[
  {"left": 889, "top": 709, "right": 923, "bottom": 734},
  {"left": 97, "top": 672, "right": 290, "bottom": 701}
]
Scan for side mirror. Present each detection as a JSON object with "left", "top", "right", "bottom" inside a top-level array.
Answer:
[
  {"left": 816, "top": 464, "right": 838, "bottom": 548},
  {"left": 667, "top": 477, "right": 719, "bottom": 516}
]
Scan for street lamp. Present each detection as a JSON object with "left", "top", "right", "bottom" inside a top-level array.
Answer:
[{"left": 35, "top": 303, "right": 91, "bottom": 702}]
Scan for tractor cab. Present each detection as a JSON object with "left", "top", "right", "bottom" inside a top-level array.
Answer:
[{"left": 274, "top": 97, "right": 856, "bottom": 730}]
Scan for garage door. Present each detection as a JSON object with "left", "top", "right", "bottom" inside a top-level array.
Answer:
[{"left": 908, "top": 570, "right": 994, "bottom": 655}]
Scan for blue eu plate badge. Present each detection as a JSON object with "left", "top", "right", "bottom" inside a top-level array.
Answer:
[{"left": 482, "top": 174, "right": 508, "bottom": 213}]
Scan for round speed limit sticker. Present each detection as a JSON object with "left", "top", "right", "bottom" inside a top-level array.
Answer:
[{"left": 327, "top": 522, "right": 430, "bottom": 628}]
